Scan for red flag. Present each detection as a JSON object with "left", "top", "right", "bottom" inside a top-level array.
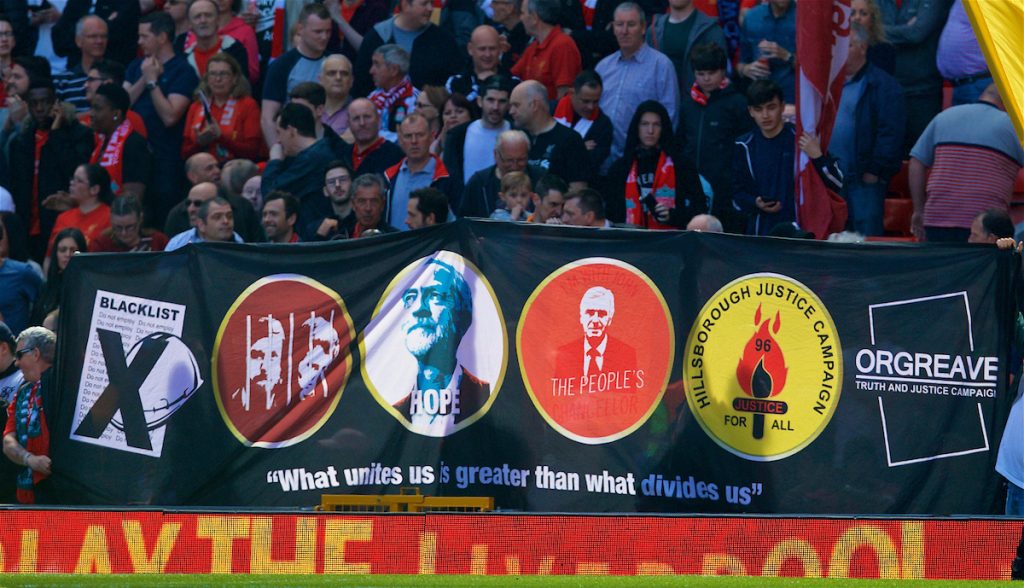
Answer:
[{"left": 796, "top": 0, "right": 851, "bottom": 239}]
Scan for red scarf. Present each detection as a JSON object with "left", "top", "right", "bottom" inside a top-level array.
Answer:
[
  {"left": 582, "top": 0, "right": 597, "bottom": 29},
  {"left": 369, "top": 77, "right": 415, "bottom": 114},
  {"left": 90, "top": 120, "right": 132, "bottom": 195},
  {"left": 553, "top": 94, "right": 600, "bottom": 139},
  {"left": 689, "top": 77, "right": 730, "bottom": 106},
  {"left": 624, "top": 151, "right": 676, "bottom": 230},
  {"left": 30, "top": 130, "right": 49, "bottom": 236}
]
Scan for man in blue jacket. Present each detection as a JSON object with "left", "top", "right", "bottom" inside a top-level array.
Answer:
[
  {"left": 732, "top": 80, "right": 843, "bottom": 236},
  {"left": 830, "top": 23, "right": 905, "bottom": 236}
]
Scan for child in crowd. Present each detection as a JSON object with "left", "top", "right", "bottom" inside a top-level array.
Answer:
[{"left": 490, "top": 172, "right": 534, "bottom": 222}]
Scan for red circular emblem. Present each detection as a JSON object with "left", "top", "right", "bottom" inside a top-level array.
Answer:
[
  {"left": 517, "top": 258, "right": 674, "bottom": 444},
  {"left": 214, "top": 274, "right": 355, "bottom": 447}
]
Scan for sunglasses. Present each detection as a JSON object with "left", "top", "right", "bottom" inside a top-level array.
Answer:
[{"left": 15, "top": 347, "right": 35, "bottom": 360}]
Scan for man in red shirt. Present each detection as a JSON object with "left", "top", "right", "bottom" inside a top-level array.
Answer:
[
  {"left": 183, "top": 0, "right": 249, "bottom": 79},
  {"left": 511, "top": 0, "right": 581, "bottom": 100}
]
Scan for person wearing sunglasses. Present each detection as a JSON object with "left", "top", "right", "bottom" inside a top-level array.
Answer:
[{"left": 3, "top": 326, "right": 56, "bottom": 504}]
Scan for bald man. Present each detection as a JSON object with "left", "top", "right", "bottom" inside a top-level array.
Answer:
[
  {"left": 509, "top": 80, "right": 590, "bottom": 190},
  {"left": 319, "top": 55, "right": 354, "bottom": 137},
  {"left": 342, "top": 98, "right": 404, "bottom": 177},
  {"left": 446, "top": 25, "right": 518, "bottom": 101}
]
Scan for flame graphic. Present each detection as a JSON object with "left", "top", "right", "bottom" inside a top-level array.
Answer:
[{"left": 736, "top": 304, "right": 788, "bottom": 397}]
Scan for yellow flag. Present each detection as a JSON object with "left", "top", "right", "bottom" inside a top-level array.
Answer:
[{"left": 963, "top": 0, "right": 1024, "bottom": 144}]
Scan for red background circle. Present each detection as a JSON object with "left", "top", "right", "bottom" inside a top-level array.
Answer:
[
  {"left": 216, "top": 279, "right": 352, "bottom": 446},
  {"left": 519, "top": 262, "right": 673, "bottom": 441}
]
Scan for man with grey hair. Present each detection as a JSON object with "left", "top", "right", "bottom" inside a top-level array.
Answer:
[
  {"left": 511, "top": 0, "right": 581, "bottom": 100},
  {"left": 3, "top": 326, "right": 57, "bottom": 504},
  {"left": 350, "top": 173, "right": 399, "bottom": 238},
  {"left": 393, "top": 257, "right": 489, "bottom": 431},
  {"left": 509, "top": 80, "right": 590, "bottom": 190},
  {"left": 369, "top": 44, "right": 419, "bottom": 143},
  {"left": 554, "top": 286, "right": 638, "bottom": 383},
  {"left": 54, "top": 15, "right": 109, "bottom": 112},
  {"left": 459, "top": 129, "right": 548, "bottom": 217},
  {"left": 686, "top": 214, "right": 724, "bottom": 233},
  {"left": 354, "top": 0, "right": 461, "bottom": 97},
  {"left": 596, "top": 2, "right": 680, "bottom": 174}
]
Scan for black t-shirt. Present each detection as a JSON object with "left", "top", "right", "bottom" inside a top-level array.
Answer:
[
  {"left": 122, "top": 132, "right": 153, "bottom": 187},
  {"left": 529, "top": 123, "right": 592, "bottom": 184}
]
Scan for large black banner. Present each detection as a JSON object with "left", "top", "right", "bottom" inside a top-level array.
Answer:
[{"left": 50, "top": 220, "right": 1021, "bottom": 513}]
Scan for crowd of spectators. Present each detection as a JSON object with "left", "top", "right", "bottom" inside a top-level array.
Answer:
[
  {"left": 0, "top": 0, "right": 1022, "bottom": 503},
  {"left": 0, "top": 0, "right": 1018, "bottom": 349}
]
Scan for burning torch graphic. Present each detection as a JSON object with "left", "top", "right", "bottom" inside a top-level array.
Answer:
[{"left": 734, "top": 304, "right": 788, "bottom": 439}]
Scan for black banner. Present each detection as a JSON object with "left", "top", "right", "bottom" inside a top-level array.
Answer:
[{"left": 50, "top": 220, "right": 1020, "bottom": 513}]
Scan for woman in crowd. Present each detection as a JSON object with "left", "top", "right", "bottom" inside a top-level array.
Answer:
[
  {"left": 850, "top": 0, "right": 894, "bottom": 74},
  {"left": 182, "top": 54, "right": 264, "bottom": 163},
  {"left": 89, "top": 84, "right": 152, "bottom": 199},
  {"left": 34, "top": 228, "right": 86, "bottom": 326},
  {"left": 605, "top": 100, "right": 706, "bottom": 230},
  {"left": 91, "top": 195, "right": 168, "bottom": 253},
  {"left": 432, "top": 92, "right": 478, "bottom": 156},
  {"left": 2, "top": 326, "right": 57, "bottom": 504},
  {"left": 47, "top": 165, "right": 112, "bottom": 255},
  {"left": 417, "top": 85, "right": 448, "bottom": 140}
]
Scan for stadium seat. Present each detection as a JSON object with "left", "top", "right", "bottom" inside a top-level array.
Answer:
[
  {"left": 887, "top": 160, "right": 910, "bottom": 200},
  {"left": 883, "top": 198, "right": 914, "bottom": 238}
]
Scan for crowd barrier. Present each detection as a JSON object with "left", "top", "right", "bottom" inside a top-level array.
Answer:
[{"left": 0, "top": 509, "right": 1019, "bottom": 579}]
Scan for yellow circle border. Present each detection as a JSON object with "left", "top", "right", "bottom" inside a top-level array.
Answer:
[
  {"left": 212, "top": 273, "right": 356, "bottom": 449},
  {"left": 358, "top": 251, "right": 509, "bottom": 437},
  {"left": 683, "top": 272, "right": 843, "bottom": 462},
  {"left": 516, "top": 257, "right": 676, "bottom": 445}
]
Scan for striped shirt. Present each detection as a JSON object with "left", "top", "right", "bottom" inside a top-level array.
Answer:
[{"left": 911, "top": 102, "right": 1024, "bottom": 229}]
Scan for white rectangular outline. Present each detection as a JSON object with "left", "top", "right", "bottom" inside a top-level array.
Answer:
[
  {"left": 868, "top": 291, "right": 990, "bottom": 466},
  {"left": 878, "top": 396, "right": 990, "bottom": 467},
  {"left": 868, "top": 291, "right": 974, "bottom": 351}
]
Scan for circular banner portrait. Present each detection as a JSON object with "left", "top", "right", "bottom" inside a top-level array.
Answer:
[
  {"left": 683, "top": 273, "right": 843, "bottom": 461},
  {"left": 361, "top": 251, "right": 507, "bottom": 437},
  {"left": 214, "top": 274, "right": 355, "bottom": 448},
  {"left": 517, "top": 258, "right": 674, "bottom": 444}
]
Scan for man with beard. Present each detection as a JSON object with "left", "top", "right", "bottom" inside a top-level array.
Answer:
[
  {"left": 311, "top": 161, "right": 355, "bottom": 241},
  {"left": 554, "top": 286, "right": 637, "bottom": 385},
  {"left": 393, "top": 258, "right": 490, "bottom": 430},
  {"left": 443, "top": 74, "right": 513, "bottom": 198}
]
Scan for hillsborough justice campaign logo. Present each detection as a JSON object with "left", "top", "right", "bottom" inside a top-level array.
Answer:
[
  {"left": 213, "top": 275, "right": 355, "bottom": 448},
  {"left": 517, "top": 258, "right": 674, "bottom": 444},
  {"left": 361, "top": 251, "right": 507, "bottom": 438},
  {"left": 684, "top": 273, "right": 842, "bottom": 461}
]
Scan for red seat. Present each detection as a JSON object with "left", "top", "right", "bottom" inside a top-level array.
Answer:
[
  {"left": 887, "top": 160, "right": 911, "bottom": 200},
  {"left": 883, "top": 198, "right": 914, "bottom": 237}
]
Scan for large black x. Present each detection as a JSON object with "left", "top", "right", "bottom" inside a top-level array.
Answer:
[{"left": 73, "top": 329, "right": 167, "bottom": 451}]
